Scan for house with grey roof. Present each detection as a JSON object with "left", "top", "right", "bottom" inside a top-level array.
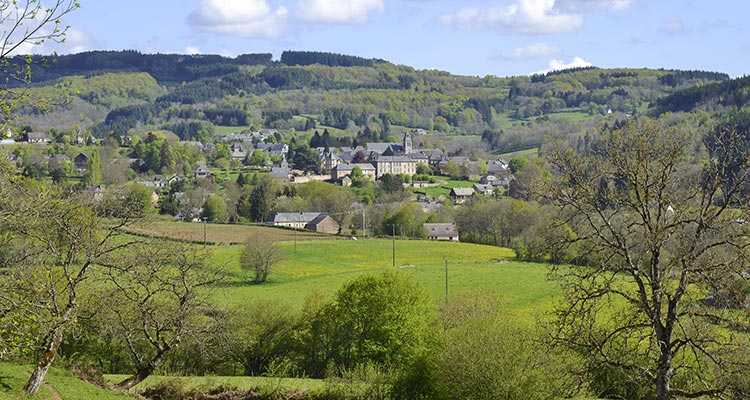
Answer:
[
  {"left": 424, "top": 223, "right": 459, "bottom": 242},
  {"left": 267, "top": 212, "right": 333, "bottom": 230},
  {"left": 449, "top": 187, "right": 475, "bottom": 203}
]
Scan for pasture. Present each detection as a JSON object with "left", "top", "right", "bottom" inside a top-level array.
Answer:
[
  {"left": 124, "top": 219, "right": 334, "bottom": 245},
  {"left": 0, "top": 363, "right": 131, "bottom": 400},
  {"left": 207, "top": 238, "right": 559, "bottom": 323}
]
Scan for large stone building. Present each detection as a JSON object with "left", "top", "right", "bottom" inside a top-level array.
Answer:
[{"left": 372, "top": 155, "right": 417, "bottom": 179}]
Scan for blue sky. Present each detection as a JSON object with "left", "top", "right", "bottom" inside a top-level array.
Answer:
[{"left": 35, "top": 0, "right": 750, "bottom": 78}]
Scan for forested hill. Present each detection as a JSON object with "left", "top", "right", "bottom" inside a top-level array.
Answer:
[
  {"left": 10, "top": 50, "right": 737, "bottom": 144},
  {"left": 650, "top": 74, "right": 750, "bottom": 115},
  {"left": 14, "top": 50, "right": 386, "bottom": 84}
]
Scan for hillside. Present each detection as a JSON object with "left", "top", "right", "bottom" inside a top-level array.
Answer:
[{"left": 12, "top": 51, "right": 734, "bottom": 152}]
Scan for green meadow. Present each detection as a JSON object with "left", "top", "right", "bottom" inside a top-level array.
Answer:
[
  {"left": 208, "top": 238, "right": 559, "bottom": 323},
  {"left": 0, "top": 364, "right": 131, "bottom": 400}
]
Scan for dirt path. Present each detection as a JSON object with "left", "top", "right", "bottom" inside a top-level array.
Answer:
[{"left": 22, "top": 371, "right": 63, "bottom": 400}]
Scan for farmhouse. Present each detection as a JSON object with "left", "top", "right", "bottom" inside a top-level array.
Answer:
[
  {"left": 74, "top": 153, "right": 89, "bottom": 172},
  {"left": 27, "top": 132, "right": 49, "bottom": 144},
  {"left": 424, "top": 223, "right": 459, "bottom": 241},
  {"left": 331, "top": 163, "right": 376, "bottom": 181},
  {"left": 267, "top": 212, "right": 334, "bottom": 230},
  {"left": 194, "top": 165, "right": 211, "bottom": 180},
  {"left": 304, "top": 214, "right": 340, "bottom": 234},
  {"left": 450, "top": 187, "right": 475, "bottom": 203}
]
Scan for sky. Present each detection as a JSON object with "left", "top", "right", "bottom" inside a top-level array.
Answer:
[{"left": 25, "top": 0, "right": 750, "bottom": 78}]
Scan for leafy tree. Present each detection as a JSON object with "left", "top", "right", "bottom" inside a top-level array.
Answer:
[
  {"left": 241, "top": 235, "right": 284, "bottom": 283},
  {"left": 380, "top": 202, "right": 429, "bottom": 238},
  {"left": 224, "top": 301, "right": 297, "bottom": 376},
  {"left": 425, "top": 291, "right": 581, "bottom": 400},
  {"left": 544, "top": 117, "right": 750, "bottom": 399},
  {"left": 313, "top": 271, "right": 435, "bottom": 373},
  {"left": 508, "top": 156, "right": 529, "bottom": 174},
  {"left": 246, "top": 174, "right": 278, "bottom": 222},
  {"left": 292, "top": 143, "right": 320, "bottom": 173},
  {"left": 380, "top": 173, "right": 404, "bottom": 194},
  {"left": 351, "top": 149, "right": 368, "bottom": 164},
  {"left": 202, "top": 194, "right": 229, "bottom": 223},
  {"left": 83, "top": 148, "right": 102, "bottom": 185},
  {"left": 245, "top": 149, "right": 268, "bottom": 167}
]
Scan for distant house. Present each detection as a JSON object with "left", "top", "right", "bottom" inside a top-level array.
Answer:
[
  {"left": 305, "top": 214, "right": 340, "bottom": 234},
  {"left": 428, "top": 149, "right": 444, "bottom": 166},
  {"left": 194, "top": 165, "right": 211, "bottom": 180},
  {"left": 141, "top": 175, "right": 169, "bottom": 188},
  {"left": 319, "top": 151, "right": 341, "bottom": 174},
  {"left": 450, "top": 187, "right": 475, "bottom": 203},
  {"left": 230, "top": 142, "right": 248, "bottom": 160},
  {"left": 271, "top": 166, "right": 293, "bottom": 181},
  {"left": 487, "top": 159, "right": 509, "bottom": 175},
  {"left": 74, "top": 153, "right": 89, "bottom": 172},
  {"left": 331, "top": 163, "right": 376, "bottom": 181},
  {"left": 27, "top": 132, "right": 49, "bottom": 144},
  {"left": 473, "top": 183, "right": 495, "bottom": 196},
  {"left": 267, "top": 212, "right": 332, "bottom": 230},
  {"left": 424, "top": 223, "right": 459, "bottom": 242}
]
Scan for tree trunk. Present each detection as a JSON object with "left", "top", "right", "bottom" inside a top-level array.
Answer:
[
  {"left": 115, "top": 348, "right": 169, "bottom": 391},
  {"left": 23, "top": 325, "right": 64, "bottom": 395},
  {"left": 655, "top": 347, "right": 673, "bottom": 400}
]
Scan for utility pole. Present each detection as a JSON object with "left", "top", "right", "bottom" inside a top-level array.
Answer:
[
  {"left": 203, "top": 217, "right": 207, "bottom": 248},
  {"left": 444, "top": 257, "right": 449, "bottom": 305},
  {"left": 362, "top": 206, "right": 366, "bottom": 238},
  {"left": 392, "top": 223, "right": 396, "bottom": 267}
]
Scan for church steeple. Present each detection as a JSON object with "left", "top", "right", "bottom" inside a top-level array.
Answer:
[{"left": 403, "top": 130, "right": 413, "bottom": 154}]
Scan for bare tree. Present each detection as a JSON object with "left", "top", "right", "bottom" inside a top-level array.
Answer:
[
  {"left": 241, "top": 235, "right": 284, "bottom": 283},
  {"left": 0, "top": 159, "right": 142, "bottom": 395},
  {"left": 95, "top": 241, "right": 221, "bottom": 390},
  {"left": 544, "top": 117, "right": 750, "bottom": 399}
]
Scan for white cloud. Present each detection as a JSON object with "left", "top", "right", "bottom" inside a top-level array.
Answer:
[
  {"left": 60, "top": 28, "right": 104, "bottom": 53},
  {"left": 296, "top": 0, "right": 384, "bottom": 24},
  {"left": 188, "top": 0, "right": 288, "bottom": 39},
  {"left": 508, "top": 42, "right": 561, "bottom": 60},
  {"left": 532, "top": 56, "right": 593, "bottom": 74},
  {"left": 185, "top": 46, "right": 202, "bottom": 55},
  {"left": 439, "top": 0, "right": 584, "bottom": 35}
]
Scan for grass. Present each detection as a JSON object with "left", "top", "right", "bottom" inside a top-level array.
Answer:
[
  {"left": 124, "top": 218, "right": 335, "bottom": 245},
  {"left": 208, "top": 239, "right": 559, "bottom": 324},
  {"left": 0, "top": 363, "right": 131, "bottom": 400},
  {"left": 413, "top": 178, "right": 476, "bottom": 198},
  {"left": 214, "top": 125, "right": 248, "bottom": 135},
  {"left": 496, "top": 147, "right": 539, "bottom": 160}
]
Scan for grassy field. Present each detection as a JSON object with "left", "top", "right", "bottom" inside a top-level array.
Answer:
[
  {"left": 208, "top": 239, "right": 558, "bottom": 324},
  {"left": 414, "top": 178, "right": 477, "bottom": 198},
  {"left": 0, "top": 363, "right": 131, "bottom": 400},
  {"left": 496, "top": 147, "right": 540, "bottom": 160},
  {"left": 131, "top": 221, "right": 559, "bottom": 318},
  {"left": 124, "top": 218, "right": 335, "bottom": 245}
]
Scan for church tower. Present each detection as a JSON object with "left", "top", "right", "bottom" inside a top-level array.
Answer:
[{"left": 403, "top": 130, "right": 413, "bottom": 154}]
